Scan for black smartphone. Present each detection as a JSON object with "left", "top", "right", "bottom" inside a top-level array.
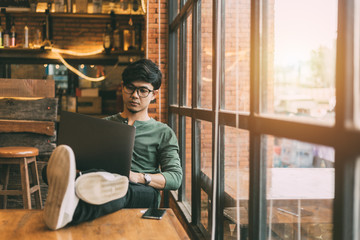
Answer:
[{"left": 141, "top": 208, "right": 166, "bottom": 220}]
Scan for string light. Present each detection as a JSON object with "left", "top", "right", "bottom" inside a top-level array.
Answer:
[
  {"left": 51, "top": 47, "right": 104, "bottom": 56},
  {"left": 50, "top": 47, "right": 106, "bottom": 82}
]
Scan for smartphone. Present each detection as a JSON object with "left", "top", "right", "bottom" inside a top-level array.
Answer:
[{"left": 141, "top": 208, "right": 166, "bottom": 220}]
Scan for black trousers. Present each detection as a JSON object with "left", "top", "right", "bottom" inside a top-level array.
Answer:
[
  {"left": 42, "top": 166, "right": 159, "bottom": 225},
  {"left": 70, "top": 182, "right": 160, "bottom": 225}
]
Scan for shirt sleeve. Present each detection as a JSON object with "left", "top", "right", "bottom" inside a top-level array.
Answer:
[{"left": 158, "top": 127, "right": 183, "bottom": 190}]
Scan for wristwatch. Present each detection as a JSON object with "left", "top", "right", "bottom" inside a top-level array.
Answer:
[{"left": 143, "top": 173, "right": 151, "bottom": 185}]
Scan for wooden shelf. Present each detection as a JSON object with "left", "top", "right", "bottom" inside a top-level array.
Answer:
[
  {"left": 0, "top": 48, "right": 145, "bottom": 65},
  {"left": 3, "top": 12, "right": 146, "bottom": 19}
]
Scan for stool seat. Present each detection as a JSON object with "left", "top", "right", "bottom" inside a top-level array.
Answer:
[
  {"left": 0, "top": 147, "right": 39, "bottom": 158},
  {"left": 0, "top": 146, "right": 42, "bottom": 209}
]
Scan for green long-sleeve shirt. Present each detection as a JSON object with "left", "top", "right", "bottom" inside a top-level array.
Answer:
[{"left": 104, "top": 113, "right": 182, "bottom": 190}]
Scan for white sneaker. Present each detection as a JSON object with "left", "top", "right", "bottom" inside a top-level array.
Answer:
[
  {"left": 75, "top": 172, "right": 129, "bottom": 205},
  {"left": 43, "top": 145, "right": 79, "bottom": 230}
]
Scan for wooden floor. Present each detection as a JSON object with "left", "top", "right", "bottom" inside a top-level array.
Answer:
[{"left": 0, "top": 208, "right": 190, "bottom": 240}]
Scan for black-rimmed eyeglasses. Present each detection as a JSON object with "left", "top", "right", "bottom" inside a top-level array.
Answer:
[{"left": 123, "top": 84, "right": 154, "bottom": 98}]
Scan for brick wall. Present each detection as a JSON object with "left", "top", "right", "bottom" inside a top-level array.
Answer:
[{"left": 146, "top": 0, "right": 168, "bottom": 122}]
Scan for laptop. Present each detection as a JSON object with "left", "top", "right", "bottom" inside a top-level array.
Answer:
[{"left": 57, "top": 111, "right": 135, "bottom": 177}]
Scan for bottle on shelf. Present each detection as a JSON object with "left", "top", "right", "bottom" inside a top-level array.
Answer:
[
  {"left": 103, "top": 23, "right": 113, "bottom": 54},
  {"left": 132, "top": 0, "right": 139, "bottom": 11},
  {"left": 55, "top": 0, "right": 65, "bottom": 12},
  {"left": 120, "top": 0, "right": 129, "bottom": 11},
  {"left": 0, "top": 17, "right": 3, "bottom": 48},
  {"left": 24, "top": 25, "right": 29, "bottom": 48},
  {"left": 109, "top": 0, "right": 116, "bottom": 13},
  {"left": 10, "top": 18, "right": 16, "bottom": 47},
  {"left": 3, "top": 27, "right": 10, "bottom": 48},
  {"left": 75, "top": 0, "right": 88, "bottom": 13},
  {"left": 66, "top": 0, "right": 73, "bottom": 13},
  {"left": 113, "top": 23, "right": 120, "bottom": 50},
  {"left": 93, "top": 0, "right": 102, "bottom": 13}
]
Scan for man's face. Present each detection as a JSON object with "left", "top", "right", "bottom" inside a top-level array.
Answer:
[{"left": 122, "top": 80, "right": 157, "bottom": 114}]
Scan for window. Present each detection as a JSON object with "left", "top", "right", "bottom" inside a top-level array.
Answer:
[
  {"left": 199, "top": 120, "right": 213, "bottom": 232},
  {"left": 184, "top": 117, "right": 192, "bottom": 209},
  {"left": 199, "top": 0, "right": 213, "bottom": 109},
  {"left": 223, "top": 127, "right": 249, "bottom": 239},
  {"left": 261, "top": 0, "right": 337, "bottom": 123},
  {"left": 264, "top": 136, "right": 334, "bottom": 239},
  {"left": 223, "top": 0, "right": 250, "bottom": 112},
  {"left": 168, "top": 0, "right": 359, "bottom": 239},
  {"left": 185, "top": 14, "right": 193, "bottom": 107}
]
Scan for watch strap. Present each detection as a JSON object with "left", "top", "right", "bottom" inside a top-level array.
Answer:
[{"left": 143, "top": 173, "right": 151, "bottom": 185}]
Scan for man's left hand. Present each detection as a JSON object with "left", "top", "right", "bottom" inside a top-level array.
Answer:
[
  {"left": 129, "top": 171, "right": 166, "bottom": 189},
  {"left": 129, "top": 171, "right": 144, "bottom": 184}
]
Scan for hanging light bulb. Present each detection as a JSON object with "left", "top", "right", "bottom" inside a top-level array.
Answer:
[{"left": 120, "top": 0, "right": 129, "bottom": 10}]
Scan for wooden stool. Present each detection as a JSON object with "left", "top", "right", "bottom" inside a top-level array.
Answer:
[{"left": 0, "top": 147, "right": 42, "bottom": 209}]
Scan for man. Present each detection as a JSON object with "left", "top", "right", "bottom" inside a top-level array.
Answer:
[{"left": 43, "top": 59, "right": 182, "bottom": 230}]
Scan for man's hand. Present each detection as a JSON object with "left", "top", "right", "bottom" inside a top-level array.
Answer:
[
  {"left": 129, "top": 171, "right": 166, "bottom": 189},
  {"left": 129, "top": 171, "right": 144, "bottom": 184}
]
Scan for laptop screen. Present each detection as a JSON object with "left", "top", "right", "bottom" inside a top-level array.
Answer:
[{"left": 57, "top": 111, "right": 135, "bottom": 177}]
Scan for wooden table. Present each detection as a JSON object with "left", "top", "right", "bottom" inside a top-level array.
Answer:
[{"left": 0, "top": 209, "right": 190, "bottom": 240}]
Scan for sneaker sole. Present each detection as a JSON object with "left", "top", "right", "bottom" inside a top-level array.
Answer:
[
  {"left": 75, "top": 172, "right": 129, "bottom": 205},
  {"left": 43, "top": 145, "right": 78, "bottom": 230}
]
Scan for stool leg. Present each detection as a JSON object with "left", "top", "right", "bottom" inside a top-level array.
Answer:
[
  {"left": 0, "top": 165, "right": 10, "bottom": 209},
  {"left": 20, "top": 158, "right": 32, "bottom": 209},
  {"left": 29, "top": 158, "right": 42, "bottom": 209}
]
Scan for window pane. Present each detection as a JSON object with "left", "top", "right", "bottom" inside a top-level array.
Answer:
[
  {"left": 185, "top": 14, "right": 192, "bottom": 107},
  {"left": 264, "top": 136, "right": 334, "bottom": 239},
  {"left": 175, "top": 27, "right": 180, "bottom": 105},
  {"left": 171, "top": 113, "right": 179, "bottom": 140},
  {"left": 201, "top": 189, "right": 211, "bottom": 231},
  {"left": 223, "top": 0, "right": 251, "bottom": 112},
  {"left": 261, "top": 0, "right": 337, "bottom": 123},
  {"left": 200, "top": 120, "right": 212, "bottom": 178},
  {"left": 199, "top": 120, "right": 213, "bottom": 232},
  {"left": 170, "top": 113, "right": 179, "bottom": 196},
  {"left": 223, "top": 127, "right": 249, "bottom": 239},
  {"left": 184, "top": 117, "right": 192, "bottom": 209},
  {"left": 199, "top": 0, "right": 212, "bottom": 109}
]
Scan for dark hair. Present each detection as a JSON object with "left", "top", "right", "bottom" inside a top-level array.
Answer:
[{"left": 122, "top": 59, "right": 162, "bottom": 90}]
